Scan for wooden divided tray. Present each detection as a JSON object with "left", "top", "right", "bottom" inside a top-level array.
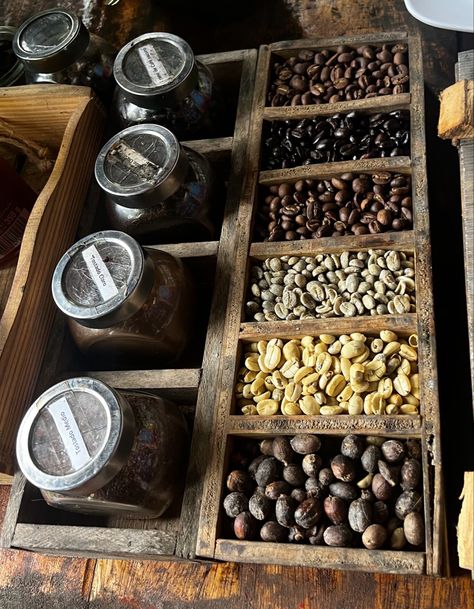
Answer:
[
  {"left": 1, "top": 49, "right": 258, "bottom": 560},
  {"left": 196, "top": 33, "right": 445, "bottom": 575}
]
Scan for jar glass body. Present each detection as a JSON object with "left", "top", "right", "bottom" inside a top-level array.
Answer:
[
  {"left": 41, "top": 391, "right": 188, "bottom": 517},
  {"left": 68, "top": 249, "right": 193, "bottom": 367},
  {"left": 105, "top": 146, "right": 215, "bottom": 244},
  {"left": 113, "top": 60, "right": 220, "bottom": 139},
  {"left": 24, "top": 33, "right": 115, "bottom": 98}
]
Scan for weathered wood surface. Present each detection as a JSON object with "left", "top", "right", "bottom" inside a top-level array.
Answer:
[{"left": 0, "top": 0, "right": 473, "bottom": 606}]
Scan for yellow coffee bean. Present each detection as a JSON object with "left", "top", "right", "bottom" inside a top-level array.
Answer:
[
  {"left": 264, "top": 377, "right": 275, "bottom": 391},
  {"left": 380, "top": 330, "right": 398, "bottom": 343},
  {"left": 268, "top": 338, "right": 283, "bottom": 348},
  {"left": 257, "top": 340, "right": 268, "bottom": 354},
  {"left": 408, "top": 334, "right": 419, "bottom": 348},
  {"left": 331, "top": 356, "right": 342, "bottom": 374},
  {"left": 320, "top": 334, "right": 336, "bottom": 345},
  {"left": 371, "top": 393, "right": 385, "bottom": 415},
  {"left": 294, "top": 366, "right": 314, "bottom": 383},
  {"left": 319, "top": 371, "right": 334, "bottom": 391},
  {"left": 328, "top": 340, "right": 342, "bottom": 355},
  {"left": 264, "top": 344, "right": 282, "bottom": 370},
  {"left": 370, "top": 338, "right": 384, "bottom": 353},
  {"left": 316, "top": 351, "right": 333, "bottom": 374},
  {"left": 404, "top": 393, "right": 419, "bottom": 406},
  {"left": 339, "top": 334, "right": 351, "bottom": 345},
  {"left": 350, "top": 363, "right": 365, "bottom": 384},
  {"left": 241, "top": 405, "right": 258, "bottom": 415},
  {"left": 302, "top": 347, "right": 316, "bottom": 367},
  {"left": 389, "top": 393, "right": 403, "bottom": 406},
  {"left": 285, "top": 382, "right": 302, "bottom": 402},
  {"left": 348, "top": 394, "right": 363, "bottom": 415},
  {"left": 383, "top": 341, "right": 401, "bottom": 356},
  {"left": 350, "top": 332, "right": 367, "bottom": 343},
  {"left": 247, "top": 342, "right": 259, "bottom": 352},
  {"left": 357, "top": 473, "right": 374, "bottom": 489},
  {"left": 394, "top": 373, "right": 411, "bottom": 396},
  {"left": 256, "top": 399, "right": 279, "bottom": 416},
  {"left": 253, "top": 391, "right": 271, "bottom": 403},
  {"left": 352, "top": 347, "right": 370, "bottom": 364},
  {"left": 365, "top": 359, "right": 387, "bottom": 381},
  {"left": 244, "top": 370, "right": 257, "bottom": 383},
  {"left": 400, "top": 404, "right": 418, "bottom": 414},
  {"left": 314, "top": 342, "right": 329, "bottom": 356},
  {"left": 282, "top": 401, "right": 302, "bottom": 416},
  {"left": 341, "top": 357, "right": 352, "bottom": 381},
  {"left": 272, "top": 370, "right": 287, "bottom": 389},
  {"left": 257, "top": 354, "right": 271, "bottom": 373},
  {"left": 410, "top": 373, "right": 420, "bottom": 399},
  {"left": 385, "top": 404, "right": 399, "bottom": 415},
  {"left": 243, "top": 384, "right": 253, "bottom": 399},
  {"left": 341, "top": 340, "right": 366, "bottom": 359},
  {"left": 301, "top": 336, "right": 314, "bottom": 347},
  {"left": 326, "top": 374, "right": 346, "bottom": 397},
  {"left": 352, "top": 381, "right": 370, "bottom": 393},
  {"left": 235, "top": 382, "right": 244, "bottom": 394},
  {"left": 283, "top": 340, "right": 300, "bottom": 361},
  {"left": 299, "top": 396, "right": 320, "bottom": 415},
  {"left": 244, "top": 356, "right": 260, "bottom": 372},
  {"left": 250, "top": 377, "right": 265, "bottom": 395},
  {"left": 400, "top": 344, "right": 418, "bottom": 361},
  {"left": 314, "top": 391, "right": 327, "bottom": 406},
  {"left": 337, "top": 384, "right": 354, "bottom": 403},
  {"left": 340, "top": 401, "right": 350, "bottom": 413},
  {"left": 398, "top": 358, "right": 411, "bottom": 376},
  {"left": 281, "top": 358, "right": 300, "bottom": 378},
  {"left": 272, "top": 388, "right": 284, "bottom": 401},
  {"left": 301, "top": 372, "right": 320, "bottom": 386},
  {"left": 378, "top": 377, "right": 393, "bottom": 399},
  {"left": 237, "top": 367, "right": 247, "bottom": 378},
  {"left": 363, "top": 392, "right": 375, "bottom": 415},
  {"left": 320, "top": 405, "right": 344, "bottom": 415},
  {"left": 386, "top": 355, "right": 401, "bottom": 375},
  {"left": 304, "top": 384, "right": 317, "bottom": 395},
  {"left": 256, "top": 370, "right": 267, "bottom": 380}
]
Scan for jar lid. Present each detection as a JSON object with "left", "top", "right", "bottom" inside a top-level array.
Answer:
[
  {"left": 16, "top": 377, "right": 136, "bottom": 494},
  {"left": 0, "top": 26, "right": 25, "bottom": 86},
  {"left": 114, "top": 32, "right": 198, "bottom": 108},
  {"left": 52, "top": 230, "right": 155, "bottom": 328},
  {"left": 95, "top": 124, "right": 189, "bottom": 208},
  {"left": 12, "top": 8, "right": 89, "bottom": 74}
]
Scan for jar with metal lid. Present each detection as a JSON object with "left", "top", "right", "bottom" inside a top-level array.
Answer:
[
  {"left": 112, "top": 32, "right": 221, "bottom": 139},
  {"left": 0, "top": 26, "right": 25, "bottom": 86},
  {"left": 95, "top": 124, "right": 215, "bottom": 244},
  {"left": 12, "top": 8, "right": 115, "bottom": 98},
  {"left": 16, "top": 377, "right": 188, "bottom": 517},
  {"left": 52, "top": 230, "right": 194, "bottom": 367}
]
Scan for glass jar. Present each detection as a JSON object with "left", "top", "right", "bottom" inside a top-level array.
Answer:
[
  {"left": 95, "top": 124, "right": 215, "bottom": 244},
  {"left": 0, "top": 26, "right": 25, "bottom": 86},
  {"left": 16, "top": 377, "right": 188, "bottom": 517},
  {"left": 12, "top": 8, "right": 115, "bottom": 99},
  {"left": 113, "top": 32, "right": 221, "bottom": 139},
  {"left": 51, "top": 230, "right": 194, "bottom": 368}
]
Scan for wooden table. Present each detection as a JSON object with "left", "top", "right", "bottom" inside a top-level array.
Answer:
[{"left": 1, "top": 1, "right": 473, "bottom": 606}]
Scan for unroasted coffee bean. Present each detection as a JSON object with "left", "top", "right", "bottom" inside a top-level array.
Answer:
[
  {"left": 291, "top": 488, "right": 307, "bottom": 503},
  {"left": 361, "top": 445, "right": 382, "bottom": 473},
  {"left": 378, "top": 460, "right": 399, "bottom": 487},
  {"left": 302, "top": 453, "right": 323, "bottom": 477},
  {"left": 260, "top": 521, "right": 288, "bottom": 542},
  {"left": 319, "top": 467, "right": 335, "bottom": 487},
  {"left": 272, "top": 436, "right": 295, "bottom": 465},
  {"left": 288, "top": 524, "right": 306, "bottom": 543},
  {"left": 381, "top": 439, "right": 405, "bottom": 463},
  {"left": 223, "top": 492, "right": 249, "bottom": 517},
  {"left": 295, "top": 497, "right": 323, "bottom": 528},
  {"left": 234, "top": 511, "right": 257, "bottom": 539},
  {"left": 341, "top": 435, "right": 365, "bottom": 459},
  {"left": 373, "top": 500, "right": 390, "bottom": 523},
  {"left": 360, "top": 489, "right": 375, "bottom": 503},
  {"left": 348, "top": 498, "right": 373, "bottom": 532},
  {"left": 390, "top": 527, "right": 407, "bottom": 549},
  {"left": 372, "top": 473, "right": 393, "bottom": 501},
  {"left": 276, "top": 495, "right": 296, "bottom": 527},
  {"left": 362, "top": 523, "right": 387, "bottom": 549},
  {"left": 394, "top": 490, "right": 422, "bottom": 519},
  {"left": 324, "top": 495, "right": 348, "bottom": 525},
  {"left": 290, "top": 434, "right": 321, "bottom": 454},
  {"left": 265, "top": 480, "right": 292, "bottom": 500},
  {"left": 308, "top": 522, "right": 327, "bottom": 545},
  {"left": 305, "top": 477, "right": 325, "bottom": 499},
  {"left": 248, "top": 455, "right": 267, "bottom": 479},
  {"left": 329, "top": 481, "right": 358, "bottom": 501},
  {"left": 249, "top": 491, "right": 272, "bottom": 520},
  {"left": 331, "top": 454, "right": 357, "bottom": 482},
  {"left": 323, "top": 523, "right": 353, "bottom": 547},
  {"left": 400, "top": 458, "right": 422, "bottom": 490},
  {"left": 255, "top": 457, "right": 281, "bottom": 487},
  {"left": 227, "top": 470, "right": 252, "bottom": 494},
  {"left": 283, "top": 463, "right": 306, "bottom": 486},
  {"left": 260, "top": 439, "right": 274, "bottom": 456},
  {"left": 405, "top": 439, "right": 422, "bottom": 460},
  {"left": 403, "top": 511, "right": 424, "bottom": 546}
]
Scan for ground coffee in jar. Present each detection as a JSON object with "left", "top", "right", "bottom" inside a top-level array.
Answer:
[
  {"left": 112, "top": 32, "right": 221, "bottom": 139},
  {"left": 16, "top": 377, "right": 188, "bottom": 517},
  {"left": 51, "top": 230, "right": 193, "bottom": 367},
  {"left": 95, "top": 124, "right": 215, "bottom": 244},
  {"left": 12, "top": 8, "right": 115, "bottom": 99}
]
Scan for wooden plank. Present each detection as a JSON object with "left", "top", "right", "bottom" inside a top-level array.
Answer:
[
  {"left": 458, "top": 472, "right": 474, "bottom": 573},
  {"left": 148, "top": 241, "right": 219, "bottom": 258},
  {"left": 259, "top": 157, "right": 412, "bottom": 185},
  {"left": 240, "top": 314, "right": 418, "bottom": 340},
  {"left": 269, "top": 32, "right": 409, "bottom": 52},
  {"left": 215, "top": 540, "right": 425, "bottom": 574},
  {"left": 263, "top": 93, "right": 411, "bottom": 120},
  {"left": 182, "top": 137, "right": 233, "bottom": 155},
  {"left": 438, "top": 80, "right": 474, "bottom": 140},
  {"left": 250, "top": 231, "right": 415, "bottom": 258},
  {"left": 0, "top": 474, "right": 25, "bottom": 549}
]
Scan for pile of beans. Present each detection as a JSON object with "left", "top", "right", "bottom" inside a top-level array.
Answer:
[
  {"left": 223, "top": 434, "right": 424, "bottom": 549},
  {"left": 235, "top": 332, "right": 420, "bottom": 416},
  {"left": 262, "top": 111, "right": 410, "bottom": 170},
  {"left": 267, "top": 43, "right": 409, "bottom": 107},
  {"left": 246, "top": 251, "right": 416, "bottom": 321},
  {"left": 255, "top": 172, "right": 412, "bottom": 241}
]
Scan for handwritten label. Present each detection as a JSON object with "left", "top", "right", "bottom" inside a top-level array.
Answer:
[
  {"left": 137, "top": 44, "right": 171, "bottom": 86},
  {"left": 82, "top": 244, "right": 119, "bottom": 301},
  {"left": 48, "top": 397, "right": 90, "bottom": 469}
]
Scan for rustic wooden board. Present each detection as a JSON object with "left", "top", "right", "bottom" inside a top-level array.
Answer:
[{"left": 196, "top": 32, "right": 444, "bottom": 576}]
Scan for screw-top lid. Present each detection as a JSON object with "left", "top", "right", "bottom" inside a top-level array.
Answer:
[
  {"left": 0, "top": 26, "right": 25, "bottom": 86},
  {"left": 12, "top": 8, "right": 89, "bottom": 73},
  {"left": 16, "top": 377, "right": 136, "bottom": 494},
  {"left": 52, "top": 230, "right": 155, "bottom": 329},
  {"left": 114, "top": 32, "right": 198, "bottom": 108},
  {"left": 95, "top": 124, "right": 189, "bottom": 208}
]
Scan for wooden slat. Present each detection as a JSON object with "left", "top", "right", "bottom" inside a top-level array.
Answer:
[
  {"left": 181, "top": 137, "right": 233, "bottom": 155},
  {"left": 148, "top": 241, "right": 219, "bottom": 258},
  {"left": 214, "top": 540, "right": 425, "bottom": 574},
  {"left": 269, "top": 32, "right": 409, "bottom": 53},
  {"left": 249, "top": 231, "right": 415, "bottom": 258}
]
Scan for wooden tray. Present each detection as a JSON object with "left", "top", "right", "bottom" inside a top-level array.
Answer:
[
  {"left": 0, "top": 86, "right": 105, "bottom": 477},
  {"left": 196, "top": 33, "right": 445, "bottom": 576},
  {"left": 1, "top": 49, "right": 258, "bottom": 560}
]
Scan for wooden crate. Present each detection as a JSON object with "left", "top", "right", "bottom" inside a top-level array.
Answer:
[
  {"left": 196, "top": 33, "right": 445, "bottom": 575},
  {"left": 1, "top": 49, "right": 258, "bottom": 560},
  {"left": 0, "top": 86, "right": 105, "bottom": 477}
]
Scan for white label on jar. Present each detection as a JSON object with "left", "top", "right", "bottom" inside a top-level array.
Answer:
[
  {"left": 81, "top": 244, "right": 119, "bottom": 301},
  {"left": 137, "top": 44, "right": 171, "bottom": 85},
  {"left": 48, "top": 397, "right": 90, "bottom": 469}
]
